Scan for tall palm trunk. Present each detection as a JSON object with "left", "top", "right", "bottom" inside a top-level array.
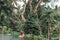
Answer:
[
  {"left": 59, "top": 24, "right": 60, "bottom": 40},
  {"left": 0, "top": 10, "right": 1, "bottom": 22},
  {"left": 39, "top": 26, "right": 42, "bottom": 35},
  {"left": 48, "top": 24, "right": 50, "bottom": 40}
]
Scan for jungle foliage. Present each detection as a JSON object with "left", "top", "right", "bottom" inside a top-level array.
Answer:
[{"left": 0, "top": 0, "right": 60, "bottom": 40}]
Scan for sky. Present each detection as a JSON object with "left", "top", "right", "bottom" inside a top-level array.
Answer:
[
  {"left": 41, "top": 0, "right": 60, "bottom": 9},
  {"left": 12, "top": 0, "right": 60, "bottom": 9}
]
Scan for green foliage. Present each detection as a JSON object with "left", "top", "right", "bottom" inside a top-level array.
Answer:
[{"left": 0, "top": 0, "right": 60, "bottom": 40}]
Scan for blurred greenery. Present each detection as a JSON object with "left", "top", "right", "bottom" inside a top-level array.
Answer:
[{"left": 0, "top": 0, "right": 60, "bottom": 40}]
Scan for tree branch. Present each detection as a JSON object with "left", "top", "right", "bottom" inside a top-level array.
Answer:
[
  {"left": 20, "top": 0, "right": 30, "bottom": 22},
  {"left": 29, "top": 0, "right": 33, "bottom": 13},
  {"left": 33, "top": 0, "right": 42, "bottom": 13},
  {"left": 11, "top": 0, "right": 29, "bottom": 22}
]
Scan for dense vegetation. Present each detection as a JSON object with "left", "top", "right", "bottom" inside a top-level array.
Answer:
[{"left": 0, "top": 0, "right": 60, "bottom": 40}]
